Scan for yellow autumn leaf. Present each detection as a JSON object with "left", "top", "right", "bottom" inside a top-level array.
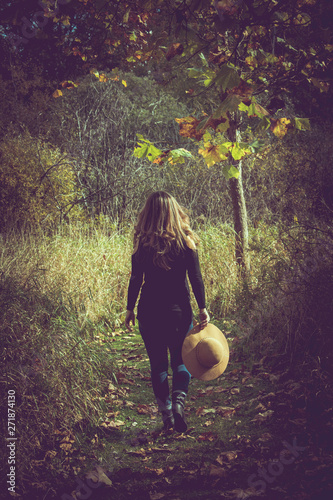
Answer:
[
  {"left": 245, "top": 56, "right": 258, "bottom": 68},
  {"left": 60, "top": 442, "right": 72, "bottom": 452},
  {"left": 61, "top": 16, "right": 71, "bottom": 26},
  {"left": 122, "top": 80, "right": 127, "bottom": 87},
  {"left": 198, "top": 145, "right": 222, "bottom": 167},
  {"left": 53, "top": 89, "right": 63, "bottom": 98},
  {"left": 270, "top": 117, "right": 291, "bottom": 138}
]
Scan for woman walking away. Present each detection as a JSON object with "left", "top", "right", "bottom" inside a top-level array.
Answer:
[{"left": 125, "top": 191, "right": 210, "bottom": 432}]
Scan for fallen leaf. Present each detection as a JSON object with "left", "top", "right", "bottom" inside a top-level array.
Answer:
[
  {"left": 256, "top": 432, "right": 273, "bottom": 442},
  {"left": 145, "top": 467, "right": 164, "bottom": 476},
  {"left": 216, "top": 451, "right": 238, "bottom": 463},
  {"left": 165, "top": 42, "right": 184, "bottom": 61},
  {"left": 137, "top": 404, "right": 151, "bottom": 414},
  {"left": 204, "top": 420, "right": 214, "bottom": 427},
  {"left": 288, "top": 418, "right": 307, "bottom": 426},
  {"left": 251, "top": 410, "right": 274, "bottom": 423},
  {"left": 101, "top": 420, "right": 125, "bottom": 429},
  {"left": 196, "top": 407, "right": 216, "bottom": 416},
  {"left": 216, "top": 406, "right": 236, "bottom": 418},
  {"left": 213, "top": 386, "right": 229, "bottom": 393},
  {"left": 120, "top": 377, "right": 135, "bottom": 385},
  {"left": 86, "top": 465, "right": 112, "bottom": 486},
  {"left": 255, "top": 403, "right": 267, "bottom": 411},
  {"left": 127, "top": 449, "right": 146, "bottom": 457},
  {"left": 150, "top": 493, "right": 166, "bottom": 500},
  {"left": 229, "top": 368, "right": 241, "bottom": 376},
  {"left": 197, "top": 432, "right": 217, "bottom": 442},
  {"left": 209, "top": 464, "right": 227, "bottom": 477},
  {"left": 229, "top": 487, "right": 259, "bottom": 498}
]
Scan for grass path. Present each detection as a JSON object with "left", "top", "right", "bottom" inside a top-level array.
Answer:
[{"left": 55, "top": 323, "right": 333, "bottom": 500}]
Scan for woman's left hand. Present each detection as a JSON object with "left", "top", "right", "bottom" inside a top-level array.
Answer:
[{"left": 125, "top": 310, "right": 135, "bottom": 331}]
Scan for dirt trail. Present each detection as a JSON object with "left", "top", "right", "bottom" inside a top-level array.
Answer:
[
  {"left": 22, "top": 330, "right": 333, "bottom": 500},
  {"left": 56, "top": 331, "right": 333, "bottom": 500}
]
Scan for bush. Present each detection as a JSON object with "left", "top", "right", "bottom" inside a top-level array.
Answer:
[
  {"left": 234, "top": 224, "right": 333, "bottom": 375},
  {"left": 0, "top": 132, "right": 82, "bottom": 231}
]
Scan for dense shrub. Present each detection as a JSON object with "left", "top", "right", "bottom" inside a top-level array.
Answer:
[
  {"left": 242, "top": 123, "right": 333, "bottom": 224},
  {"left": 233, "top": 224, "right": 333, "bottom": 376},
  {"left": 0, "top": 132, "right": 82, "bottom": 230}
]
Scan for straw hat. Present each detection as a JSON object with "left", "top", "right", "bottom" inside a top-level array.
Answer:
[{"left": 182, "top": 323, "right": 229, "bottom": 381}]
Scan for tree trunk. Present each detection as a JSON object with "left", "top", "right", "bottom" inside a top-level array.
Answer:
[{"left": 227, "top": 113, "right": 250, "bottom": 273}]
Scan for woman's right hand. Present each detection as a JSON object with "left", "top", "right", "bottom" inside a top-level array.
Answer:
[
  {"left": 125, "top": 310, "right": 135, "bottom": 331},
  {"left": 199, "top": 308, "right": 210, "bottom": 329}
]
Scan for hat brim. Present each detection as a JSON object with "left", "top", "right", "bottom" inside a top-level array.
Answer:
[{"left": 182, "top": 323, "right": 229, "bottom": 381}]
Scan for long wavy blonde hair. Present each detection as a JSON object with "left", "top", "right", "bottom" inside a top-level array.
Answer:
[{"left": 133, "top": 191, "right": 200, "bottom": 270}]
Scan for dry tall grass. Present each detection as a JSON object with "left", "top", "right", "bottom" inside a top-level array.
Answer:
[{"left": 0, "top": 221, "right": 248, "bottom": 326}]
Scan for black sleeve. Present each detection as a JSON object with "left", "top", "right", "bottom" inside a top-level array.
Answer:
[
  {"left": 186, "top": 247, "right": 206, "bottom": 309},
  {"left": 126, "top": 250, "right": 144, "bottom": 311}
]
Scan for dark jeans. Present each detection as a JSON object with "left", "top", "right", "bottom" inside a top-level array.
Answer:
[{"left": 138, "top": 317, "right": 192, "bottom": 409}]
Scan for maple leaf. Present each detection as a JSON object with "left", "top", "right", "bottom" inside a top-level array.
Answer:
[
  {"left": 175, "top": 116, "right": 203, "bottom": 140},
  {"left": 227, "top": 79, "right": 253, "bottom": 100},
  {"left": 215, "top": 64, "right": 241, "bottom": 91},
  {"left": 198, "top": 115, "right": 229, "bottom": 133},
  {"left": 198, "top": 144, "right": 224, "bottom": 167}
]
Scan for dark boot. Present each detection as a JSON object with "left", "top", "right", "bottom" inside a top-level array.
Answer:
[
  {"left": 172, "top": 390, "right": 188, "bottom": 433},
  {"left": 156, "top": 398, "right": 174, "bottom": 430},
  {"left": 162, "top": 410, "right": 174, "bottom": 431}
]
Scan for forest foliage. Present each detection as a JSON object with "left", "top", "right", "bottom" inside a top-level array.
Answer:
[
  {"left": 0, "top": 65, "right": 332, "bottom": 229},
  {"left": 0, "top": 0, "right": 332, "bottom": 229}
]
